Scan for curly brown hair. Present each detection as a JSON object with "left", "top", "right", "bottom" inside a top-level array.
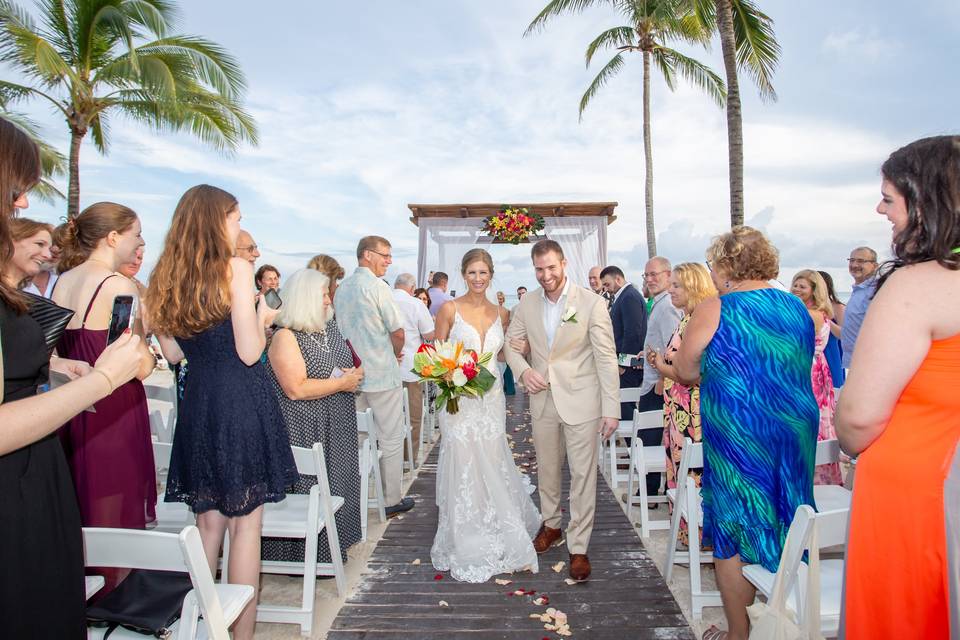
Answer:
[
  {"left": 0, "top": 117, "right": 41, "bottom": 312},
  {"left": 146, "top": 185, "right": 237, "bottom": 337},
  {"left": 706, "top": 226, "right": 779, "bottom": 282}
]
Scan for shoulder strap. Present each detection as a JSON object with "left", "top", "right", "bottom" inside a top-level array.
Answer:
[{"left": 82, "top": 275, "right": 119, "bottom": 327}]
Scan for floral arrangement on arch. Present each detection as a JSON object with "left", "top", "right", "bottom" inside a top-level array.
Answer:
[
  {"left": 481, "top": 205, "right": 545, "bottom": 245},
  {"left": 412, "top": 341, "right": 495, "bottom": 414}
]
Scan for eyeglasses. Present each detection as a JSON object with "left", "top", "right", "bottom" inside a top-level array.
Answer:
[
  {"left": 367, "top": 249, "right": 392, "bottom": 260},
  {"left": 642, "top": 270, "right": 670, "bottom": 279},
  {"left": 847, "top": 258, "right": 876, "bottom": 265},
  {"left": 236, "top": 244, "right": 258, "bottom": 252}
]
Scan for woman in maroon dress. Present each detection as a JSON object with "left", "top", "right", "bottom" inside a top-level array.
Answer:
[{"left": 52, "top": 203, "right": 158, "bottom": 553}]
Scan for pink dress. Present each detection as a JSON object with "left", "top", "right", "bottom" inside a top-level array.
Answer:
[{"left": 811, "top": 312, "right": 841, "bottom": 485}]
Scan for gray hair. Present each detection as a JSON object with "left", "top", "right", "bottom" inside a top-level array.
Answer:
[
  {"left": 394, "top": 273, "right": 417, "bottom": 289},
  {"left": 274, "top": 268, "right": 333, "bottom": 333},
  {"left": 851, "top": 246, "right": 878, "bottom": 262}
]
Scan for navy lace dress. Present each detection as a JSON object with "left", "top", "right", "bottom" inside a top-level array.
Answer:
[{"left": 165, "top": 316, "right": 297, "bottom": 516}]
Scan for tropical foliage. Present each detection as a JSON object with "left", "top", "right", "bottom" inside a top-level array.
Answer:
[
  {"left": 0, "top": 0, "right": 258, "bottom": 217},
  {"left": 526, "top": 0, "right": 725, "bottom": 257}
]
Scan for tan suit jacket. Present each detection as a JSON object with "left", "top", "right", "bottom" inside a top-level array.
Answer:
[{"left": 505, "top": 283, "right": 620, "bottom": 425}]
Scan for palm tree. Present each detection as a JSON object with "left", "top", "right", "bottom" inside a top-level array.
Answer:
[
  {"left": 526, "top": 0, "right": 725, "bottom": 257},
  {"left": 0, "top": 0, "right": 258, "bottom": 218},
  {"left": 688, "top": 0, "right": 779, "bottom": 227}
]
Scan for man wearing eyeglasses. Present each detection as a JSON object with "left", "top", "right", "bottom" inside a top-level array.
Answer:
[
  {"left": 337, "top": 235, "right": 414, "bottom": 517},
  {"left": 841, "top": 247, "right": 879, "bottom": 369},
  {"left": 234, "top": 229, "right": 260, "bottom": 265}
]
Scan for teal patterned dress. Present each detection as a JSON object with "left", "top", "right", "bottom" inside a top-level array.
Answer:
[{"left": 700, "top": 288, "right": 818, "bottom": 572}]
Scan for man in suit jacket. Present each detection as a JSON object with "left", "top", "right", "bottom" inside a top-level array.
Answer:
[
  {"left": 600, "top": 266, "right": 647, "bottom": 421},
  {"left": 506, "top": 240, "right": 619, "bottom": 582}
]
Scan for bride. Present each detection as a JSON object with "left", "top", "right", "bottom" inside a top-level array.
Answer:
[{"left": 430, "top": 248, "right": 540, "bottom": 582}]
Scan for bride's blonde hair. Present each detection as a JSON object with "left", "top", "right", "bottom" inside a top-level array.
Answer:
[{"left": 460, "top": 248, "right": 494, "bottom": 276}]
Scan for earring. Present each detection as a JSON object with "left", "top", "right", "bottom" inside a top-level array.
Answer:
[{"left": 724, "top": 280, "right": 731, "bottom": 289}]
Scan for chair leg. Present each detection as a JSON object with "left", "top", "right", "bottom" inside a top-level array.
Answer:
[
  {"left": 663, "top": 485, "right": 684, "bottom": 581},
  {"left": 300, "top": 529, "right": 319, "bottom": 636},
  {"left": 686, "top": 476, "right": 704, "bottom": 620},
  {"left": 370, "top": 448, "right": 387, "bottom": 522},
  {"left": 626, "top": 438, "right": 638, "bottom": 523},
  {"left": 639, "top": 468, "right": 651, "bottom": 539},
  {"left": 220, "top": 531, "right": 231, "bottom": 584},
  {"left": 404, "top": 426, "right": 414, "bottom": 473},
  {"left": 359, "top": 444, "right": 369, "bottom": 541}
]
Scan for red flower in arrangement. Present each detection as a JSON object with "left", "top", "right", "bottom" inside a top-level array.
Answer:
[
  {"left": 417, "top": 343, "right": 435, "bottom": 353},
  {"left": 470, "top": 350, "right": 479, "bottom": 362},
  {"left": 461, "top": 360, "right": 478, "bottom": 381}
]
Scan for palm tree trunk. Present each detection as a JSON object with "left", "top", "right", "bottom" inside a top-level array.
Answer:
[
  {"left": 642, "top": 49, "right": 657, "bottom": 258},
  {"left": 67, "top": 125, "right": 84, "bottom": 219},
  {"left": 717, "top": 0, "right": 744, "bottom": 228}
]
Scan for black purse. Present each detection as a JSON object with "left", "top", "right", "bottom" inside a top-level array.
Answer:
[
  {"left": 86, "top": 569, "right": 195, "bottom": 638},
  {"left": 23, "top": 291, "right": 74, "bottom": 356}
]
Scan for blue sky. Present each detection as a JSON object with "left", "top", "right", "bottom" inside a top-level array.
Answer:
[{"left": 8, "top": 0, "right": 960, "bottom": 294}]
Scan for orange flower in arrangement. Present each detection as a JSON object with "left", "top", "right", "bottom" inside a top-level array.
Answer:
[{"left": 481, "top": 205, "right": 545, "bottom": 245}]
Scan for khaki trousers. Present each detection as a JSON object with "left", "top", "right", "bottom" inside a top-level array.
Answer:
[
  {"left": 532, "top": 389, "right": 600, "bottom": 555},
  {"left": 403, "top": 381, "right": 423, "bottom": 463},
  {"left": 357, "top": 387, "right": 405, "bottom": 506}
]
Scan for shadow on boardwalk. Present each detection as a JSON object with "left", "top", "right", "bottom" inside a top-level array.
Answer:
[{"left": 328, "top": 393, "right": 695, "bottom": 640}]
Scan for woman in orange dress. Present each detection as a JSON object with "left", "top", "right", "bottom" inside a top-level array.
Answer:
[{"left": 837, "top": 135, "right": 960, "bottom": 639}]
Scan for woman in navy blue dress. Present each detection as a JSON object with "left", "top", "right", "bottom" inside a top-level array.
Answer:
[{"left": 147, "top": 185, "right": 296, "bottom": 640}]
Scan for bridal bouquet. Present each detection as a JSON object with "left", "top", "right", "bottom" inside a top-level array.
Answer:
[
  {"left": 481, "top": 205, "right": 545, "bottom": 245},
  {"left": 412, "top": 341, "right": 496, "bottom": 414}
]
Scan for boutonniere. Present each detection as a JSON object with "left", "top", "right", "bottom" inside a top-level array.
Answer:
[{"left": 561, "top": 307, "right": 578, "bottom": 324}]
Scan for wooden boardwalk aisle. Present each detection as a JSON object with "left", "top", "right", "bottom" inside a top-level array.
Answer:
[{"left": 328, "top": 393, "right": 695, "bottom": 640}]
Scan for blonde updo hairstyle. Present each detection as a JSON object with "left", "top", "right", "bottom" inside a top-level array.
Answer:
[
  {"left": 706, "top": 226, "right": 779, "bottom": 283},
  {"left": 58, "top": 202, "right": 138, "bottom": 272},
  {"left": 672, "top": 262, "right": 718, "bottom": 313},
  {"left": 792, "top": 269, "right": 834, "bottom": 319},
  {"left": 460, "top": 248, "right": 494, "bottom": 277}
]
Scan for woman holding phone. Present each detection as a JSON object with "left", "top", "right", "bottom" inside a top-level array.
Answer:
[
  {"left": 147, "top": 185, "right": 297, "bottom": 640},
  {"left": 52, "top": 204, "right": 157, "bottom": 557},
  {"left": 0, "top": 116, "right": 144, "bottom": 638}
]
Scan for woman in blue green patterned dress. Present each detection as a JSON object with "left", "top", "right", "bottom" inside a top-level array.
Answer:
[{"left": 673, "top": 227, "right": 819, "bottom": 640}]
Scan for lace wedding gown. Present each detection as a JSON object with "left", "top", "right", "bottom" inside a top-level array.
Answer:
[{"left": 431, "top": 311, "right": 541, "bottom": 582}]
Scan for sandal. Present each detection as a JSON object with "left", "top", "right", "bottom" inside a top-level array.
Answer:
[{"left": 702, "top": 626, "right": 728, "bottom": 640}]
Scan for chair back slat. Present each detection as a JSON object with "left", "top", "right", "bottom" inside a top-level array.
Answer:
[
  {"left": 356, "top": 408, "right": 377, "bottom": 438},
  {"left": 290, "top": 445, "right": 318, "bottom": 476},
  {"left": 620, "top": 387, "right": 642, "bottom": 404},
  {"left": 815, "top": 438, "right": 841, "bottom": 466},
  {"left": 632, "top": 408, "right": 662, "bottom": 431}
]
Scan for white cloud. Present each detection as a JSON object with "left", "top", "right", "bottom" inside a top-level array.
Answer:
[{"left": 821, "top": 28, "right": 897, "bottom": 61}]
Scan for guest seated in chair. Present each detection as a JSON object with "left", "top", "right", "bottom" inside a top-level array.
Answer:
[{"left": 264, "top": 268, "right": 364, "bottom": 564}]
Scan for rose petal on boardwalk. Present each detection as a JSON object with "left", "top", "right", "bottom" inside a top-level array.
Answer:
[
  {"left": 411, "top": 558, "right": 421, "bottom": 565},
  {"left": 551, "top": 561, "right": 565, "bottom": 573}
]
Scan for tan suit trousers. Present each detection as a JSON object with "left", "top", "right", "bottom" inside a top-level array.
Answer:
[
  {"left": 357, "top": 387, "right": 405, "bottom": 506},
  {"left": 403, "top": 381, "right": 423, "bottom": 463},
  {"left": 534, "top": 389, "right": 600, "bottom": 555}
]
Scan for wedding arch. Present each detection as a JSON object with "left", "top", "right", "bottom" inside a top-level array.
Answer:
[{"left": 409, "top": 202, "right": 618, "bottom": 293}]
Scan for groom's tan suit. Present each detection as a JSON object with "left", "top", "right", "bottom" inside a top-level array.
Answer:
[{"left": 505, "top": 282, "right": 619, "bottom": 554}]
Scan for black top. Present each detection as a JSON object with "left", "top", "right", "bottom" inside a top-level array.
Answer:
[{"left": 0, "top": 299, "right": 49, "bottom": 402}]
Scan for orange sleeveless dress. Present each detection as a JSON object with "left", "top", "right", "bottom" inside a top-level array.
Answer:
[{"left": 842, "top": 333, "right": 960, "bottom": 639}]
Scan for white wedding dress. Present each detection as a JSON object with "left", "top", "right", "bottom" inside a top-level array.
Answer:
[{"left": 430, "top": 310, "right": 541, "bottom": 582}]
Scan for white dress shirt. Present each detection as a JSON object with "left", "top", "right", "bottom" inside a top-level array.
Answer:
[
  {"left": 542, "top": 277, "right": 571, "bottom": 350},
  {"left": 392, "top": 288, "right": 435, "bottom": 383}
]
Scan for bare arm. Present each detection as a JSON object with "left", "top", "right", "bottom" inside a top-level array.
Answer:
[
  {"left": 390, "top": 328, "right": 404, "bottom": 356},
  {"left": 267, "top": 329, "right": 361, "bottom": 400},
  {"left": 433, "top": 301, "right": 455, "bottom": 341},
  {"left": 155, "top": 334, "right": 185, "bottom": 365},
  {"left": 673, "top": 297, "right": 720, "bottom": 384},
  {"left": 0, "top": 332, "right": 143, "bottom": 455},
  {"left": 497, "top": 306, "right": 510, "bottom": 362},
  {"left": 229, "top": 258, "right": 268, "bottom": 365},
  {"left": 836, "top": 269, "right": 931, "bottom": 455}
]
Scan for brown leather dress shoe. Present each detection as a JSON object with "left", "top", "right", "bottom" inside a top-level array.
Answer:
[
  {"left": 532, "top": 524, "right": 563, "bottom": 554},
  {"left": 569, "top": 553, "right": 591, "bottom": 581}
]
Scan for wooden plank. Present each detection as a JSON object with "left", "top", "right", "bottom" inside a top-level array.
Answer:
[{"left": 327, "top": 392, "right": 692, "bottom": 640}]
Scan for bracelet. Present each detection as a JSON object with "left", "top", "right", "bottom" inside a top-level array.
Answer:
[{"left": 91, "top": 368, "right": 116, "bottom": 393}]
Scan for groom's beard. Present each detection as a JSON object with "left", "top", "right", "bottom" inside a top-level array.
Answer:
[{"left": 539, "top": 274, "right": 567, "bottom": 295}]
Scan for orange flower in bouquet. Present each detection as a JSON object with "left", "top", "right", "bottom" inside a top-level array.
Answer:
[{"left": 412, "top": 340, "right": 496, "bottom": 414}]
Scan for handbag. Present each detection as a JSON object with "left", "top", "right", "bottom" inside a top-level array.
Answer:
[
  {"left": 86, "top": 569, "right": 194, "bottom": 638},
  {"left": 747, "top": 521, "right": 825, "bottom": 640},
  {"left": 345, "top": 339, "right": 362, "bottom": 368},
  {"left": 23, "top": 291, "right": 74, "bottom": 356}
]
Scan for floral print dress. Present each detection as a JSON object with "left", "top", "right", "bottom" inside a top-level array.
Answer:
[
  {"left": 661, "top": 315, "right": 704, "bottom": 545},
  {"left": 812, "top": 312, "right": 842, "bottom": 485}
]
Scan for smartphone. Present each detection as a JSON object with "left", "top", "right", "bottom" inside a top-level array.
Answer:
[
  {"left": 449, "top": 290, "right": 456, "bottom": 297},
  {"left": 617, "top": 353, "right": 641, "bottom": 368},
  {"left": 263, "top": 288, "right": 282, "bottom": 310},
  {"left": 106, "top": 295, "right": 137, "bottom": 345}
]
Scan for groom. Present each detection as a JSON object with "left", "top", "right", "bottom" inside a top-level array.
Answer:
[{"left": 505, "top": 240, "right": 620, "bottom": 581}]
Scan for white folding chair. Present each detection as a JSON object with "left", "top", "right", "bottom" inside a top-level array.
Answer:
[
  {"left": 622, "top": 409, "right": 668, "bottom": 536},
  {"left": 150, "top": 441, "right": 196, "bottom": 533},
  {"left": 421, "top": 382, "right": 439, "bottom": 447},
  {"left": 598, "top": 387, "right": 641, "bottom": 484},
  {"left": 230, "top": 442, "right": 346, "bottom": 636},
  {"left": 83, "top": 525, "right": 253, "bottom": 640},
  {"left": 356, "top": 408, "right": 386, "bottom": 540},
  {"left": 813, "top": 439, "right": 852, "bottom": 512},
  {"left": 742, "top": 505, "right": 848, "bottom": 637},
  {"left": 401, "top": 386, "right": 416, "bottom": 472},
  {"left": 659, "top": 439, "right": 720, "bottom": 618},
  {"left": 144, "top": 382, "right": 178, "bottom": 442},
  {"left": 148, "top": 407, "right": 176, "bottom": 444}
]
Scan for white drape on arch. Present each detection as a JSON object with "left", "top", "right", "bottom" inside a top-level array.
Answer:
[{"left": 417, "top": 216, "right": 608, "bottom": 294}]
